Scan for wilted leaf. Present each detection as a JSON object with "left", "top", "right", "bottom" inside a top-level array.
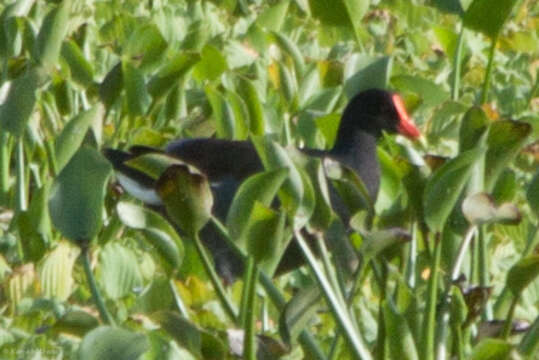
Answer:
[{"left": 462, "top": 193, "right": 520, "bottom": 225}]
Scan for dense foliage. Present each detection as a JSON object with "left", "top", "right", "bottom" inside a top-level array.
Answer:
[{"left": 0, "top": 0, "right": 538, "bottom": 359}]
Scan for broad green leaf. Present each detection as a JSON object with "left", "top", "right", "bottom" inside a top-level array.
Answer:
[
  {"left": 39, "top": 242, "right": 79, "bottom": 301},
  {"left": 237, "top": 77, "right": 265, "bottom": 135},
  {"left": 527, "top": 170, "right": 539, "bottom": 217},
  {"left": 122, "top": 62, "right": 151, "bottom": 117},
  {"left": 256, "top": 0, "right": 290, "bottom": 31},
  {"left": 518, "top": 315, "right": 539, "bottom": 357},
  {"left": 360, "top": 228, "right": 411, "bottom": 261},
  {"left": 245, "top": 202, "right": 285, "bottom": 264},
  {"left": 227, "top": 168, "right": 288, "bottom": 242},
  {"left": 272, "top": 32, "right": 306, "bottom": 77},
  {"left": 53, "top": 310, "right": 99, "bottom": 337},
  {"left": 429, "top": 0, "right": 464, "bottom": 14},
  {"left": 278, "top": 62, "right": 297, "bottom": 107},
  {"left": 117, "top": 201, "right": 183, "bottom": 273},
  {"left": 147, "top": 52, "right": 200, "bottom": 100},
  {"left": 309, "top": 0, "right": 369, "bottom": 34},
  {"left": 252, "top": 137, "right": 304, "bottom": 216},
  {"left": 99, "top": 242, "right": 143, "bottom": 300},
  {"left": 383, "top": 300, "right": 419, "bottom": 360},
  {"left": 124, "top": 23, "right": 168, "bottom": 71},
  {"left": 193, "top": 44, "right": 228, "bottom": 81},
  {"left": 279, "top": 285, "right": 321, "bottom": 345},
  {"left": 391, "top": 75, "right": 449, "bottom": 109},
  {"left": 156, "top": 165, "right": 213, "bottom": 236},
  {"left": 469, "top": 338, "right": 512, "bottom": 360},
  {"left": 461, "top": 193, "right": 520, "bottom": 225},
  {"left": 463, "top": 0, "right": 518, "bottom": 38},
  {"left": 49, "top": 146, "right": 112, "bottom": 243},
  {"left": 225, "top": 89, "right": 249, "bottom": 140},
  {"left": 459, "top": 106, "right": 489, "bottom": 152},
  {"left": 99, "top": 62, "right": 123, "bottom": 110},
  {"left": 61, "top": 40, "right": 94, "bottom": 87},
  {"left": 424, "top": 148, "right": 484, "bottom": 232},
  {"left": 34, "top": 0, "right": 70, "bottom": 70},
  {"left": 342, "top": 0, "right": 370, "bottom": 39},
  {"left": 0, "top": 68, "right": 40, "bottom": 137},
  {"left": 506, "top": 256, "right": 539, "bottom": 296},
  {"left": 484, "top": 121, "right": 531, "bottom": 191},
  {"left": 205, "top": 86, "right": 235, "bottom": 139},
  {"left": 55, "top": 106, "right": 101, "bottom": 172},
  {"left": 78, "top": 326, "right": 149, "bottom": 360},
  {"left": 344, "top": 56, "right": 392, "bottom": 98},
  {"left": 124, "top": 152, "right": 186, "bottom": 180},
  {"left": 154, "top": 311, "right": 202, "bottom": 358},
  {"left": 297, "top": 66, "right": 321, "bottom": 109}
]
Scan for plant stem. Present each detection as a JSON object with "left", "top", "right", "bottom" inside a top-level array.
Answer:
[
  {"left": 81, "top": 246, "right": 115, "bottom": 325},
  {"left": 192, "top": 232, "right": 238, "bottom": 324},
  {"left": 169, "top": 279, "right": 189, "bottom": 319},
  {"left": 502, "top": 297, "right": 518, "bottom": 339},
  {"left": 480, "top": 35, "right": 498, "bottom": 105},
  {"left": 0, "top": 132, "right": 11, "bottom": 205},
  {"left": 421, "top": 232, "right": 442, "bottom": 360},
  {"left": 477, "top": 227, "right": 491, "bottom": 320},
  {"left": 451, "top": 25, "right": 465, "bottom": 101},
  {"left": 243, "top": 258, "right": 258, "bottom": 360},
  {"left": 295, "top": 230, "right": 373, "bottom": 360},
  {"left": 15, "top": 139, "right": 26, "bottom": 213},
  {"left": 210, "top": 217, "right": 327, "bottom": 360}
]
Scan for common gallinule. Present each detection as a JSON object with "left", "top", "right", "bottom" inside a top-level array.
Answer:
[{"left": 105, "top": 88, "right": 420, "bottom": 281}]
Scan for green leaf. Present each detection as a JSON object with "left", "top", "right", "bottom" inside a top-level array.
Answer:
[
  {"left": 463, "top": 0, "right": 518, "bottom": 38},
  {"left": 122, "top": 62, "right": 151, "bottom": 117},
  {"left": 147, "top": 52, "right": 200, "bottom": 100},
  {"left": 484, "top": 120, "right": 531, "bottom": 191},
  {"left": 309, "top": 0, "right": 369, "bottom": 33},
  {"left": 193, "top": 44, "right": 228, "bottom": 81},
  {"left": 391, "top": 75, "right": 450, "bottom": 109},
  {"left": 155, "top": 165, "right": 213, "bottom": 236},
  {"left": 527, "top": 170, "right": 539, "bottom": 218},
  {"left": 61, "top": 40, "right": 94, "bottom": 87},
  {"left": 424, "top": 148, "right": 484, "bottom": 232},
  {"left": 124, "top": 152, "right": 185, "bottom": 180},
  {"left": 461, "top": 193, "right": 521, "bottom": 225},
  {"left": 383, "top": 300, "right": 419, "bottom": 360},
  {"left": 237, "top": 77, "right": 265, "bottom": 135},
  {"left": 459, "top": 106, "right": 489, "bottom": 152},
  {"left": 227, "top": 168, "right": 289, "bottom": 243},
  {"left": 342, "top": 0, "right": 370, "bottom": 39},
  {"left": 0, "top": 68, "right": 40, "bottom": 137},
  {"left": 506, "top": 256, "right": 539, "bottom": 296},
  {"left": 49, "top": 146, "right": 112, "bottom": 243},
  {"left": 279, "top": 285, "right": 321, "bottom": 345},
  {"left": 34, "top": 0, "right": 70, "bottom": 70},
  {"left": 344, "top": 56, "right": 392, "bottom": 98},
  {"left": 53, "top": 310, "right": 99, "bottom": 337},
  {"left": 469, "top": 338, "right": 512, "bottom": 360},
  {"left": 257, "top": 0, "right": 290, "bottom": 31},
  {"left": 154, "top": 311, "right": 202, "bottom": 358},
  {"left": 429, "top": 0, "right": 464, "bottom": 14},
  {"left": 39, "top": 242, "right": 79, "bottom": 301},
  {"left": 99, "top": 62, "right": 123, "bottom": 110},
  {"left": 116, "top": 201, "right": 183, "bottom": 273},
  {"left": 55, "top": 106, "right": 101, "bottom": 172},
  {"left": 99, "top": 242, "right": 143, "bottom": 300},
  {"left": 360, "top": 228, "right": 411, "bottom": 262},
  {"left": 124, "top": 23, "right": 168, "bottom": 71},
  {"left": 78, "top": 326, "right": 149, "bottom": 360},
  {"left": 272, "top": 32, "right": 306, "bottom": 77},
  {"left": 245, "top": 202, "right": 286, "bottom": 265},
  {"left": 205, "top": 86, "right": 235, "bottom": 139}
]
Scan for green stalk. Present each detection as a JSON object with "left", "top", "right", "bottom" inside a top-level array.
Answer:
[
  {"left": 502, "top": 297, "right": 518, "bottom": 339},
  {"left": 169, "top": 279, "right": 190, "bottom": 319},
  {"left": 480, "top": 35, "right": 498, "bottom": 104},
  {"left": 477, "top": 228, "right": 491, "bottom": 320},
  {"left": 15, "top": 139, "right": 27, "bottom": 213},
  {"left": 451, "top": 25, "right": 466, "bottom": 101},
  {"left": 421, "top": 233, "right": 442, "bottom": 360},
  {"left": 296, "top": 230, "right": 373, "bottom": 360},
  {"left": 211, "top": 217, "right": 327, "bottom": 360},
  {"left": 81, "top": 246, "right": 115, "bottom": 325},
  {"left": 243, "top": 258, "right": 258, "bottom": 360},
  {"left": 0, "top": 132, "right": 11, "bottom": 205},
  {"left": 192, "top": 232, "right": 238, "bottom": 323}
]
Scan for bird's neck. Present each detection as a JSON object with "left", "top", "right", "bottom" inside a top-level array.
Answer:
[{"left": 330, "top": 130, "right": 380, "bottom": 199}]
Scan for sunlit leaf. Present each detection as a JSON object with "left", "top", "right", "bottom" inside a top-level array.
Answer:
[{"left": 79, "top": 326, "right": 148, "bottom": 360}]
